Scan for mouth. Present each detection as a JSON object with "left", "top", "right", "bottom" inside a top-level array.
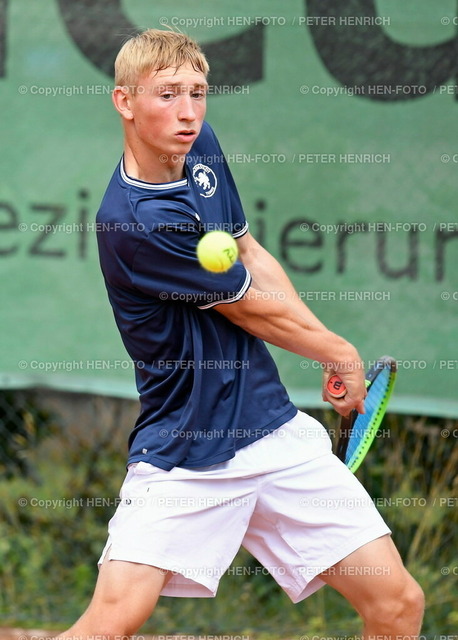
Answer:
[{"left": 175, "top": 130, "right": 197, "bottom": 141}]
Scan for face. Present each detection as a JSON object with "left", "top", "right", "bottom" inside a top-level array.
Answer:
[{"left": 120, "top": 62, "right": 208, "bottom": 169}]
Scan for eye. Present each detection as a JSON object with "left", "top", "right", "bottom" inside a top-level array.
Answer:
[{"left": 161, "top": 92, "right": 175, "bottom": 101}]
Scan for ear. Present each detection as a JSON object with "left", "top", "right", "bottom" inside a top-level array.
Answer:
[{"left": 112, "top": 86, "right": 134, "bottom": 120}]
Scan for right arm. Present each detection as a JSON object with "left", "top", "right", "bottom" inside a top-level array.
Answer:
[{"left": 215, "top": 287, "right": 365, "bottom": 417}]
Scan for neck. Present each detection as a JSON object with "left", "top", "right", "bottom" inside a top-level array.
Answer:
[{"left": 123, "top": 142, "right": 186, "bottom": 183}]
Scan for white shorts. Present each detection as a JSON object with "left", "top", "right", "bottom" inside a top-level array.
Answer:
[{"left": 99, "top": 410, "right": 390, "bottom": 603}]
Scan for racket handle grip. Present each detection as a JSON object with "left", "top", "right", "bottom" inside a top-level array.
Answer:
[{"left": 327, "top": 374, "right": 347, "bottom": 398}]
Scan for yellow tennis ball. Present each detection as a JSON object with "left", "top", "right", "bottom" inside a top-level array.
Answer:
[{"left": 197, "top": 231, "right": 239, "bottom": 273}]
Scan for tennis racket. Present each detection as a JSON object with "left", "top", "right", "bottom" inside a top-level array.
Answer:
[{"left": 330, "top": 356, "right": 397, "bottom": 473}]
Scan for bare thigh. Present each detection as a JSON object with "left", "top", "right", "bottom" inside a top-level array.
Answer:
[
  {"left": 59, "top": 554, "right": 171, "bottom": 639},
  {"left": 320, "top": 534, "right": 418, "bottom": 618}
]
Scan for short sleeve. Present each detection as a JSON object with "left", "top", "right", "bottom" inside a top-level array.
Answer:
[
  {"left": 131, "top": 209, "right": 251, "bottom": 309},
  {"left": 199, "top": 123, "right": 248, "bottom": 239}
]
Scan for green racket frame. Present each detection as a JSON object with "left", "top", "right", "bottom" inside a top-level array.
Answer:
[{"left": 336, "top": 356, "right": 397, "bottom": 473}]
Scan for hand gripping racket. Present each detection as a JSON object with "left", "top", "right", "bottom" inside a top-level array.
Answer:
[{"left": 328, "top": 356, "right": 397, "bottom": 473}]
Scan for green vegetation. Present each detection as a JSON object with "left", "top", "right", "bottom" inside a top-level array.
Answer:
[{"left": 0, "top": 392, "right": 456, "bottom": 638}]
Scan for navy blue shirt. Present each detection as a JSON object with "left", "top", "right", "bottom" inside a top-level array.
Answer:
[{"left": 96, "top": 122, "right": 296, "bottom": 470}]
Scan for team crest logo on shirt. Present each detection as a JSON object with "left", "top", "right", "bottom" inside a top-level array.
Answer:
[{"left": 192, "top": 163, "right": 217, "bottom": 198}]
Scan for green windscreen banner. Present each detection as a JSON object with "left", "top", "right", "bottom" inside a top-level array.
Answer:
[{"left": 1, "top": 1, "right": 457, "bottom": 416}]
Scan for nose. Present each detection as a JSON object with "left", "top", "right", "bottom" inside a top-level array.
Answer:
[{"left": 178, "top": 94, "right": 196, "bottom": 122}]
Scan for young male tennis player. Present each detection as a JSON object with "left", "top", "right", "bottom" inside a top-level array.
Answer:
[{"left": 59, "top": 29, "right": 423, "bottom": 638}]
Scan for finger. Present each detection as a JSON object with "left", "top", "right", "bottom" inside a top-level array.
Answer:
[
  {"left": 324, "top": 391, "right": 365, "bottom": 416},
  {"left": 354, "top": 398, "right": 366, "bottom": 414}
]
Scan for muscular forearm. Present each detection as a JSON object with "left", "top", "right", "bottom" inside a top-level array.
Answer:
[
  {"left": 223, "top": 233, "right": 366, "bottom": 414},
  {"left": 218, "top": 288, "right": 358, "bottom": 368},
  {"left": 215, "top": 288, "right": 365, "bottom": 415}
]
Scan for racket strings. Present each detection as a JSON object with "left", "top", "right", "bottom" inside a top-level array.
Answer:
[{"left": 345, "top": 369, "right": 394, "bottom": 466}]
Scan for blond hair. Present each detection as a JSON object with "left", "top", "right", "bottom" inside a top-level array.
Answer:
[{"left": 115, "top": 29, "right": 209, "bottom": 89}]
